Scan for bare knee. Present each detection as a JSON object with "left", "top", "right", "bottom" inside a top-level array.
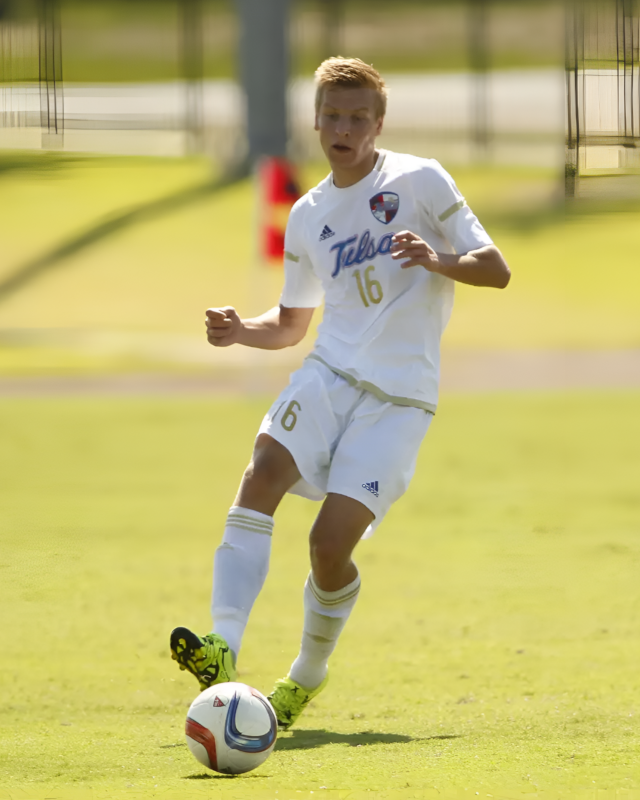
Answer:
[
  {"left": 248, "top": 434, "right": 299, "bottom": 490},
  {"left": 309, "top": 531, "right": 360, "bottom": 592},
  {"left": 309, "top": 532, "right": 346, "bottom": 576},
  {"left": 234, "top": 434, "right": 300, "bottom": 515}
]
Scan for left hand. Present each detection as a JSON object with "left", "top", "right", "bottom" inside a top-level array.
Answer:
[{"left": 390, "top": 230, "right": 442, "bottom": 273}]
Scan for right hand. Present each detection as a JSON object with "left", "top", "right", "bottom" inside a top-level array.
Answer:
[{"left": 205, "top": 306, "right": 242, "bottom": 347}]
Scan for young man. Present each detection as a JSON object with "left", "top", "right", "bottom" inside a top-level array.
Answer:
[{"left": 170, "top": 57, "right": 510, "bottom": 729}]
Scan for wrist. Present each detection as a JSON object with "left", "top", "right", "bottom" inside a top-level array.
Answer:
[
  {"left": 425, "top": 255, "right": 447, "bottom": 275},
  {"left": 233, "top": 319, "right": 247, "bottom": 346}
]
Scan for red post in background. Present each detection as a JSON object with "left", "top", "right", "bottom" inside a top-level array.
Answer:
[{"left": 258, "top": 157, "right": 302, "bottom": 265}]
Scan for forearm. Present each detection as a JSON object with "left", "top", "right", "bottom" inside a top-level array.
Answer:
[
  {"left": 434, "top": 245, "right": 511, "bottom": 289},
  {"left": 237, "top": 306, "right": 306, "bottom": 350}
]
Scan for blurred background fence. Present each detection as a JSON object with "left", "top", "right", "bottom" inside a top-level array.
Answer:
[
  {"left": 1, "top": 0, "right": 639, "bottom": 382},
  {"left": 566, "top": 0, "right": 640, "bottom": 196},
  {"left": 1, "top": 0, "right": 564, "bottom": 169}
]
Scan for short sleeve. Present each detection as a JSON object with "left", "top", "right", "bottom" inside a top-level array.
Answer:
[
  {"left": 422, "top": 161, "right": 493, "bottom": 254},
  {"left": 279, "top": 203, "right": 324, "bottom": 309}
]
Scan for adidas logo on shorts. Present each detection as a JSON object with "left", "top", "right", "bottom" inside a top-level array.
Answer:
[
  {"left": 362, "top": 481, "right": 379, "bottom": 497},
  {"left": 319, "top": 225, "right": 335, "bottom": 241}
]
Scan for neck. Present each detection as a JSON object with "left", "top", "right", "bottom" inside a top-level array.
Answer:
[{"left": 332, "top": 150, "right": 379, "bottom": 188}]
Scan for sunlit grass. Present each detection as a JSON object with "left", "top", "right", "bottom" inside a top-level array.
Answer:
[
  {"left": 0, "top": 156, "right": 638, "bottom": 376},
  {"left": 1, "top": 390, "right": 639, "bottom": 797}
]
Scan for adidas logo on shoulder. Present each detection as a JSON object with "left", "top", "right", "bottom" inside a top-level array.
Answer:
[
  {"left": 319, "top": 225, "right": 335, "bottom": 241},
  {"left": 362, "top": 481, "right": 379, "bottom": 497}
]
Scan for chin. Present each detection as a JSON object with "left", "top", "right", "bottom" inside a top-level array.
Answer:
[{"left": 328, "top": 149, "right": 357, "bottom": 166}]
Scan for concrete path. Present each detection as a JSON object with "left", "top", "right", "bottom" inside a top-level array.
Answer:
[{"left": 1, "top": 350, "right": 638, "bottom": 397}]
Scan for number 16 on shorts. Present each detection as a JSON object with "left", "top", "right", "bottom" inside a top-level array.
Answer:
[{"left": 274, "top": 400, "right": 301, "bottom": 432}]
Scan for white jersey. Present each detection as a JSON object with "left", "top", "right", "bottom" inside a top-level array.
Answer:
[{"left": 280, "top": 149, "right": 493, "bottom": 413}]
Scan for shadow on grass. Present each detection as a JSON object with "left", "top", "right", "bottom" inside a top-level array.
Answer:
[
  {"left": 0, "top": 161, "right": 249, "bottom": 303},
  {"left": 184, "top": 772, "right": 266, "bottom": 780},
  {"left": 483, "top": 194, "right": 640, "bottom": 233},
  {"left": 275, "top": 729, "right": 461, "bottom": 751},
  {"left": 0, "top": 151, "right": 88, "bottom": 176}
]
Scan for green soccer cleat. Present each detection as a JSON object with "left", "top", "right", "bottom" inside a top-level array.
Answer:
[
  {"left": 169, "top": 626, "right": 236, "bottom": 691},
  {"left": 267, "top": 673, "right": 329, "bottom": 730}
]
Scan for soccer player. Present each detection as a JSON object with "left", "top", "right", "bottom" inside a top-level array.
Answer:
[{"left": 170, "top": 57, "right": 510, "bottom": 729}]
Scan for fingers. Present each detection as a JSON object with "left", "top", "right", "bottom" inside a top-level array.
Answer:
[
  {"left": 207, "top": 324, "right": 233, "bottom": 346},
  {"left": 391, "top": 244, "right": 429, "bottom": 264},
  {"left": 205, "top": 307, "right": 234, "bottom": 322},
  {"left": 392, "top": 230, "right": 418, "bottom": 243},
  {"left": 390, "top": 232, "right": 437, "bottom": 269},
  {"left": 391, "top": 232, "right": 423, "bottom": 259},
  {"left": 390, "top": 242, "right": 423, "bottom": 257},
  {"left": 205, "top": 306, "right": 237, "bottom": 346},
  {"left": 208, "top": 333, "right": 233, "bottom": 346},
  {"left": 205, "top": 307, "right": 235, "bottom": 328},
  {"left": 206, "top": 315, "right": 232, "bottom": 328}
]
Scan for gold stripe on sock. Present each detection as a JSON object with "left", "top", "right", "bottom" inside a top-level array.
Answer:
[
  {"left": 308, "top": 577, "right": 361, "bottom": 607},
  {"left": 228, "top": 511, "right": 273, "bottom": 526},
  {"left": 228, "top": 513, "right": 273, "bottom": 531},
  {"left": 228, "top": 522, "right": 273, "bottom": 536}
]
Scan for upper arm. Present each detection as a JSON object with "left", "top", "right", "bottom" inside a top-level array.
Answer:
[
  {"left": 422, "top": 162, "right": 493, "bottom": 254},
  {"left": 280, "top": 202, "right": 324, "bottom": 309}
]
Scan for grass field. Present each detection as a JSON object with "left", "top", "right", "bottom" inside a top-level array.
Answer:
[
  {"left": 1, "top": 153, "right": 639, "bottom": 378},
  {"left": 2, "top": 389, "right": 639, "bottom": 799},
  {"left": 1, "top": 144, "right": 639, "bottom": 798}
]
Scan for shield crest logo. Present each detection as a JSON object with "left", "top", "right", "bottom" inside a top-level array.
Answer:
[{"left": 369, "top": 192, "right": 399, "bottom": 224}]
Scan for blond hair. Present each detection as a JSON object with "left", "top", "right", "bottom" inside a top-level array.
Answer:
[{"left": 314, "top": 57, "right": 388, "bottom": 118}]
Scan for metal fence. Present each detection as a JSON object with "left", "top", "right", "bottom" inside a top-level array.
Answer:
[
  {"left": 1, "top": 0, "right": 563, "bottom": 168},
  {"left": 566, "top": 0, "right": 640, "bottom": 193}
]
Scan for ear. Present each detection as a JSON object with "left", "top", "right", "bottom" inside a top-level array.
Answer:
[
  {"left": 375, "top": 115, "right": 384, "bottom": 136},
  {"left": 314, "top": 113, "right": 320, "bottom": 131}
]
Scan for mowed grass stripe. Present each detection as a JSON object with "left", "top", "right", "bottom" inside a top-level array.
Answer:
[
  {"left": 1, "top": 159, "right": 639, "bottom": 372},
  {"left": 1, "top": 390, "right": 639, "bottom": 797}
]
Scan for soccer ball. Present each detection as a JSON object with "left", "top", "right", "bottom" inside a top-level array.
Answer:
[{"left": 185, "top": 682, "right": 278, "bottom": 775}]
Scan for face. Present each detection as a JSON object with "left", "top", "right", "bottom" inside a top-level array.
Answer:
[{"left": 315, "top": 86, "right": 384, "bottom": 181}]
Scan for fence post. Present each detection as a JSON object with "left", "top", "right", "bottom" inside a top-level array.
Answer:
[
  {"left": 39, "top": 0, "right": 63, "bottom": 149},
  {"left": 235, "top": 0, "right": 290, "bottom": 164},
  {"left": 468, "top": 0, "right": 491, "bottom": 161},
  {"left": 180, "top": 0, "right": 204, "bottom": 155}
]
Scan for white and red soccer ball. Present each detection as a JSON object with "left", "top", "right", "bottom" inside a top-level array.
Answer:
[{"left": 185, "top": 682, "right": 278, "bottom": 775}]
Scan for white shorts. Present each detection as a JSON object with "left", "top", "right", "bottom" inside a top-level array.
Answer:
[{"left": 258, "top": 359, "right": 433, "bottom": 538}]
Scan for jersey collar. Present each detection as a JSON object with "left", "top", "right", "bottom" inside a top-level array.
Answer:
[{"left": 329, "top": 149, "right": 387, "bottom": 194}]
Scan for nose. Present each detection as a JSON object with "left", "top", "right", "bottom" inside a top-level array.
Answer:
[{"left": 335, "top": 115, "right": 351, "bottom": 137}]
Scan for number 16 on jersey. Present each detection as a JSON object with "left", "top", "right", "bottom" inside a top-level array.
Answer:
[{"left": 353, "top": 265, "right": 383, "bottom": 308}]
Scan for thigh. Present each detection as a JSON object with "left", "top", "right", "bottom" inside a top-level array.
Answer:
[
  {"left": 234, "top": 433, "right": 301, "bottom": 515},
  {"left": 311, "top": 492, "right": 374, "bottom": 554},
  {"left": 327, "top": 399, "right": 433, "bottom": 526}
]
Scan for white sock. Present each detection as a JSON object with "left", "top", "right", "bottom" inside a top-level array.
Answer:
[
  {"left": 211, "top": 507, "right": 273, "bottom": 664},
  {"left": 289, "top": 570, "right": 361, "bottom": 690}
]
